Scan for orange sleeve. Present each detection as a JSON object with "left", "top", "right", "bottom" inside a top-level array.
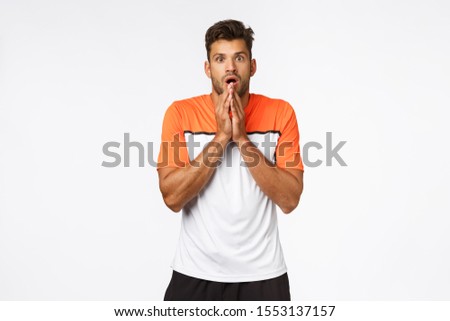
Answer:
[
  {"left": 157, "top": 103, "right": 190, "bottom": 169},
  {"left": 275, "top": 103, "right": 304, "bottom": 171}
]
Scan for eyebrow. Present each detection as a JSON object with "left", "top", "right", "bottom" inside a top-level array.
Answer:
[{"left": 212, "top": 51, "right": 248, "bottom": 58}]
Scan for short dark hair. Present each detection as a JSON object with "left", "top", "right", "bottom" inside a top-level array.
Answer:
[{"left": 205, "top": 19, "right": 254, "bottom": 62}]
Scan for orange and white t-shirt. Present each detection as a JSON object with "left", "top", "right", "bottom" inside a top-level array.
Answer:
[{"left": 157, "top": 93, "right": 303, "bottom": 282}]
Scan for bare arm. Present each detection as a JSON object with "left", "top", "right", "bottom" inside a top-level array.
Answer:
[
  {"left": 158, "top": 135, "right": 228, "bottom": 212},
  {"left": 158, "top": 86, "right": 234, "bottom": 212},
  {"left": 238, "top": 140, "right": 303, "bottom": 213},
  {"left": 230, "top": 87, "right": 303, "bottom": 214}
]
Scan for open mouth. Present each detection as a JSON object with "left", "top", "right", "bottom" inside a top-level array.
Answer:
[{"left": 225, "top": 75, "right": 239, "bottom": 85}]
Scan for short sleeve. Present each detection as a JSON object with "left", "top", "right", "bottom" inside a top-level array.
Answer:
[
  {"left": 157, "top": 103, "right": 190, "bottom": 169},
  {"left": 275, "top": 103, "right": 304, "bottom": 170}
]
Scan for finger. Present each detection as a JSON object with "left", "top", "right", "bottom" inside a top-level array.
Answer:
[
  {"left": 232, "top": 90, "right": 243, "bottom": 110},
  {"left": 226, "top": 90, "right": 233, "bottom": 104},
  {"left": 217, "top": 85, "right": 231, "bottom": 108},
  {"left": 231, "top": 98, "right": 243, "bottom": 121},
  {"left": 230, "top": 98, "right": 236, "bottom": 115},
  {"left": 224, "top": 92, "right": 232, "bottom": 114},
  {"left": 231, "top": 98, "right": 242, "bottom": 119},
  {"left": 231, "top": 94, "right": 243, "bottom": 119},
  {"left": 228, "top": 82, "right": 234, "bottom": 95},
  {"left": 230, "top": 103, "right": 237, "bottom": 123},
  {"left": 216, "top": 90, "right": 231, "bottom": 113},
  {"left": 232, "top": 101, "right": 243, "bottom": 121}
]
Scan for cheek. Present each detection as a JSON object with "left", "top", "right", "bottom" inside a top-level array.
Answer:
[
  {"left": 239, "top": 66, "right": 251, "bottom": 78},
  {"left": 210, "top": 67, "right": 221, "bottom": 78},
  {"left": 213, "top": 73, "right": 227, "bottom": 83}
]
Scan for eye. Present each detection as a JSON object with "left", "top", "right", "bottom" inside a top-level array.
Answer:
[
  {"left": 215, "top": 56, "right": 225, "bottom": 63},
  {"left": 236, "top": 55, "right": 244, "bottom": 62}
]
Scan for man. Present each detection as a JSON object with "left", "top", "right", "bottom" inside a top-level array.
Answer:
[{"left": 157, "top": 19, "right": 304, "bottom": 301}]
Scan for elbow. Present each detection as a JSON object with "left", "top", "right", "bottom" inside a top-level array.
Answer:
[
  {"left": 163, "top": 197, "right": 182, "bottom": 213},
  {"left": 279, "top": 197, "right": 299, "bottom": 214},
  {"left": 162, "top": 192, "right": 183, "bottom": 213},
  {"left": 280, "top": 190, "right": 302, "bottom": 214},
  {"left": 280, "top": 201, "right": 298, "bottom": 214}
]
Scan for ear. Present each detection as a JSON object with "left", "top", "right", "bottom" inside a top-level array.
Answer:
[
  {"left": 204, "top": 60, "right": 211, "bottom": 79},
  {"left": 250, "top": 59, "right": 257, "bottom": 77}
]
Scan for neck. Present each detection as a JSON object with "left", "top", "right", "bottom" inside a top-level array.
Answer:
[{"left": 210, "top": 90, "right": 250, "bottom": 109}]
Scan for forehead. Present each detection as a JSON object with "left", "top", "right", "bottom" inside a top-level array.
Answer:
[{"left": 210, "top": 39, "right": 249, "bottom": 56}]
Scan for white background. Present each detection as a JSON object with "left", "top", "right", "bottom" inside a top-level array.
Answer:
[{"left": 1, "top": 0, "right": 449, "bottom": 300}]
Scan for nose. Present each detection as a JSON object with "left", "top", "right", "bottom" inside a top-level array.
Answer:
[{"left": 225, "top": 59, "right": 236, "bottom": 73}]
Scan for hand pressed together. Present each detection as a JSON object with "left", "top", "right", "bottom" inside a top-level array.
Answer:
[{"left": 214, "top": 83, "right": 248, "bottom": 144}]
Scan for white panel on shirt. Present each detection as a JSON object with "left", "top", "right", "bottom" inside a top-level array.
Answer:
[{"left": 172, "top": 131, "right": 287, "bottom": 282}]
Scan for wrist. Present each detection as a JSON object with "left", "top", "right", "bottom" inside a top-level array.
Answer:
[
  {"left": 235, "top": 137, "right": 253, "bottom": 149},
  {"left": 213, "top": 133, "right": 230, "bottom": 148},
  {"left": 236, "top": 136, "right": 250, "bottom": 148}
]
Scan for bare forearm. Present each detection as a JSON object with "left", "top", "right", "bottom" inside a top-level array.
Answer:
[
  {"left": 159, "top": 135, "right": 228, "bottom": 212},
  {"left": 238, "top": 140, "right": 303, "bottom": 213}
]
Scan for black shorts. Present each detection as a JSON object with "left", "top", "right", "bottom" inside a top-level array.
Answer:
[{"left": 164, "top": 270, "right": 291, "bottom": 301}]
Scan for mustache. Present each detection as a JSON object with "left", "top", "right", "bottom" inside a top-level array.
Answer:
[{"left": 222, "top": 73, "right": 241, "bottom": 81}]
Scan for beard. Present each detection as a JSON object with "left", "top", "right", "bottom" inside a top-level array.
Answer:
[{"left": 211, "top": 75, "right": 249, "bottom": 97}]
